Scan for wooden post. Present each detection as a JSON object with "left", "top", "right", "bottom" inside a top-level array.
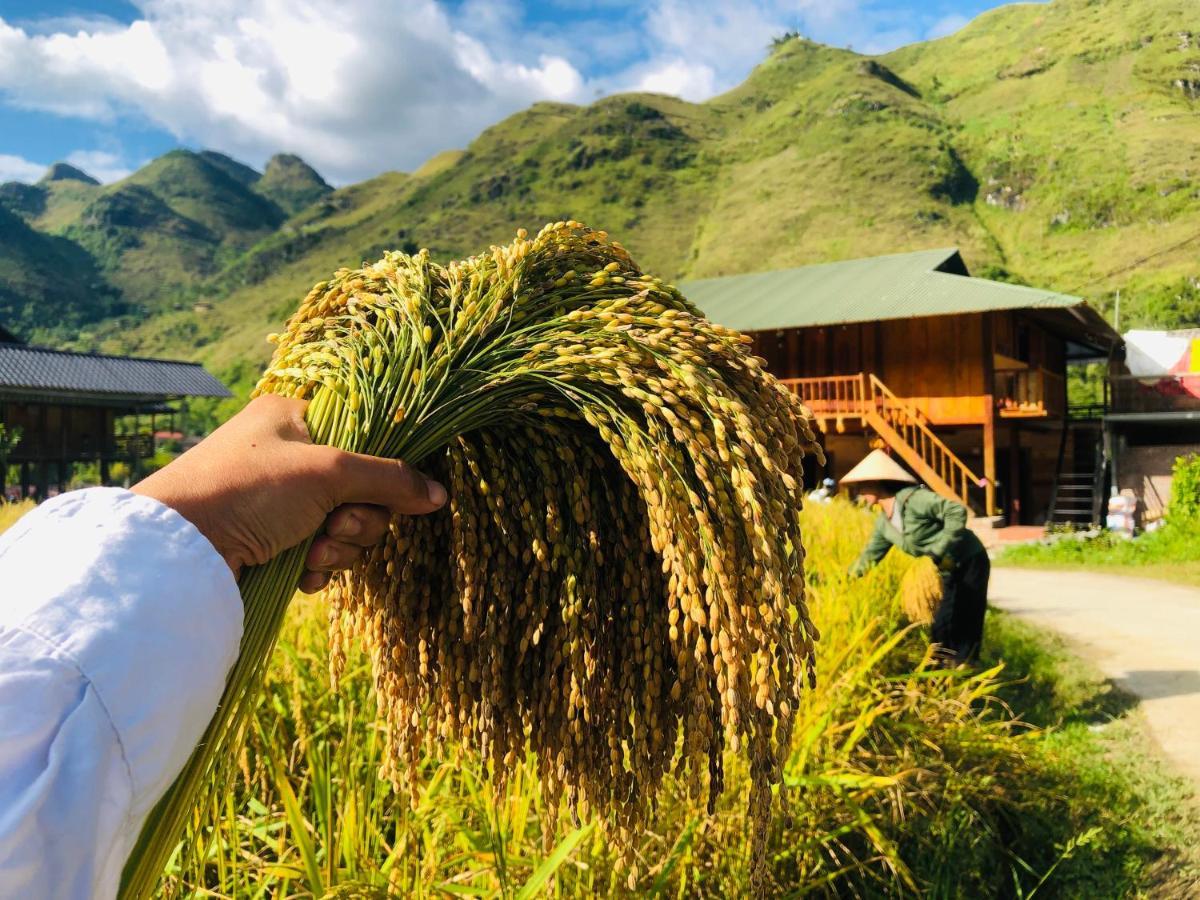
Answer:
[
  {"left": 58, "top": 403, "right": 68, "bottom": 494},
  {"left": 129, "top": 412, "right": 141, "bottom": 484},
  {"left": 0, "top": 400, "right": 6, "bottom": 499},
  {"left": 1008, "top": 424, "right": 1022, "bottom": 524},
  {"left": 36, "top": 460, "right": 48, "bottom": 501},
  {"left": 983, "top": 398, "right": 996, "bottom": 517},
  {"left": 35, "top": 404, "right": 49, "bottom": 500}
]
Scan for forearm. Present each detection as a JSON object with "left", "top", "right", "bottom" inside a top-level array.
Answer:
[
  {"left": 850, "top": 530, "right": 891, "bottom": 577},
  {"left": 0, "top": 488, "right": 242, "bottom": 899}
]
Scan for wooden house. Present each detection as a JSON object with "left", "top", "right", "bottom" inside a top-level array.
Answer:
[
  {"left": 682, "top": 249, "right": 1122, "bottom": 524},
  {"left": 0, "top": 333, "right": 230, "bottom": 499}
]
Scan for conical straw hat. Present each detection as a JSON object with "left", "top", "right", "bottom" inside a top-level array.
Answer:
[{"left": 839, "top": 449, "right": 917, "bottom": 485}]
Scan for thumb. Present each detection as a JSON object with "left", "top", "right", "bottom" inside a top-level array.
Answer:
[{"left": 327, "top": 449, "right": 448, "bottom": 515}]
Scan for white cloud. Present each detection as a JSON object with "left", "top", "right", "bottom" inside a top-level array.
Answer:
[
  {"left": 631, "top": 0, "right": 859, "bottom": 97},
  {"left": 926, "top": 14, "right": 969, "bottom": 41},
  {"left": 0, "top": 152, "right": 45, "bottom": 183},
  {"left": 0, "top": 1, "right": 591, "bottom": 183},
  {"left": 633, "top": 60, "right": 716, "bottom": 102},
  {"left": 0, "top": 1, "right": 996, "bottom": 186}
]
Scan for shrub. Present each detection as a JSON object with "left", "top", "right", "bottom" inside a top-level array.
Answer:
[{"left": 1168, "top": 453, "right": 1200, "bottom": 522}]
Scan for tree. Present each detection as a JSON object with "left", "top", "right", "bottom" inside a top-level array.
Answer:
[{"left": 770, "top": 30, "right": 801, "bottom": 50}]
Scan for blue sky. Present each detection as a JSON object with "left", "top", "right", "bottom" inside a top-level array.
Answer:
[{"left": 0, "top": 0, "right": 1027, "bottom": 185}]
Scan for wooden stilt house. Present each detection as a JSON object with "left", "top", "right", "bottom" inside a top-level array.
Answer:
[
  {"left": 0, "top": 334, "right": 231, "bottom": 499},
  {"left": 682, "top": 249, "right": 1122, "bottom": 523}
]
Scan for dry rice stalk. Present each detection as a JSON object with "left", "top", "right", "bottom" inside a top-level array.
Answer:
[
  {"left": 897, "top": 556, "right": 944, "bottom": 625},
  {"left": 120, "top": 221, "right": 823, "bottom": 896}
]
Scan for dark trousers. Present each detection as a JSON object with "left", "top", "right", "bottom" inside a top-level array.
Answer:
[{"left": 932, "top": 552, "right": 990, "bottom": 663}]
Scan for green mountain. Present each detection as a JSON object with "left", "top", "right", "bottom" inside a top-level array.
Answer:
[
  {"left": 39, "top": 162, "right": 99, "bottom": 185},
  {"left": 0, "top": 204, "right": 126, "bottom": 342},
  {"left": 0, "top": 149, "right": 332, "bottom": 339},
  {"left": 1, "top": 0, "right": 1197, "bottom": 398},
  {"left": 256, "top": 153, "right": 333, "bottom": 215}
]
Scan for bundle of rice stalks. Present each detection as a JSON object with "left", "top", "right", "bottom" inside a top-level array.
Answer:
[
  {"left": 897, "top": 556, "right": 944, "bottom": 625},
  {"left": 121, "top": 222, "right": 823, "bottom": 896}
]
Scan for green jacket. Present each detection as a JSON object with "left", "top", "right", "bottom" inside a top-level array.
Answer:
[{"left": 851, "top": 486, "right": 985, "bottom": 577}]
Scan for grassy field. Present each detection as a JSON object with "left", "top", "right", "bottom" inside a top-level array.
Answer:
[
  {"left": 999, "top": 557, "right": 1200, "bottom": 589},
  {"left": 149, "top": 500, "right": 1194, "bottom": 898},
  {"left": 998, "top": 518, "right": 1200, "bottom": 588},
  {"left": 981, "top": 612, "right": 1199, "bottom": 896}
]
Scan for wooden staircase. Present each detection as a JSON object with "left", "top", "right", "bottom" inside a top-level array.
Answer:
[
  {"left": 863, "top": 374, "right": 984, "bottom": 512},
  {"left": 1047, "top": 419, "right": 1105, "bottom": 526},
  {"left": 784, "top": 372, "right": 986, "bottom": 513}
]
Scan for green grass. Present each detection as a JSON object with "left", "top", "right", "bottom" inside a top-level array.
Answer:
[
  {"left": 982, "top": 610, "right": 1200, "bottom": 896},
  {"left": 0, "top": 204, "right": 126, "bottom": 344},
  {"left": 1002, "top": 558, "right": 1200, "bottom": 589},
  {"left": 998, "top": 520, "right": 1200, "bottom": 587}
]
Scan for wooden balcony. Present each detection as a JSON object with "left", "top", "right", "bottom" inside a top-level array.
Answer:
[{"left": 994, "top": 367, "right": 1065, "bottom": 419}]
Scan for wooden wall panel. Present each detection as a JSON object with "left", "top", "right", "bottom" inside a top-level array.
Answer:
[{"left": 877, "top": 314, "right": 985, "bottom": 397}]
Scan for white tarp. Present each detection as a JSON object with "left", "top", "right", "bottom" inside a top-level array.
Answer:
[{"left": 1123, "top": 329, "right": 1200, "bottom": 376}]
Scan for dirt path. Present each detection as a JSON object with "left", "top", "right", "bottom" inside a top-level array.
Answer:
[{"left": 990, "top": 567, "right": 1200, "bottom": 789}]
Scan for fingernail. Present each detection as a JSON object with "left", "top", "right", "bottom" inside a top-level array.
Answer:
[
  {"left": 427, "top": 479, "right": 448, "bottom": 507},
  {"left": 317, "top": 545, "right": 333, "bottom": 567},
  {"left": 337, "top": 512, "right": 362, "bottom": 538}
]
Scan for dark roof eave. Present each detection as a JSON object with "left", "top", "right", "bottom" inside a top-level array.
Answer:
[
  {"left": 738, "top": 300, "right": 1122, "bottom": 346},
  {"left": 1024, "top": 303, "right": 1122, "bottom": 355},
  {"left": 0, "top": 388, "right": 228, "bottom": 406},
  {"left": 0, "top": 342, "right": 232, "bottom": 399}
]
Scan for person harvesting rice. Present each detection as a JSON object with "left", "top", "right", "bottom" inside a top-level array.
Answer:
[{"left": 842, "top": 449, "right": 990, "bottom": 664}]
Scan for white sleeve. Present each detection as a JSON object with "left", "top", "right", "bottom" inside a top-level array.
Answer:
[{"left": 0, "top": 487, "right": 243, "bottom": 900}]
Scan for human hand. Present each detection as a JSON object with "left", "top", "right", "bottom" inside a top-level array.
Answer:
[{"left": 132, "top": 394, "right": 447, "bottom": 591}]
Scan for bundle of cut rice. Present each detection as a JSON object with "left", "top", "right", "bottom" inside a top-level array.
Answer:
[
  {"left": 121, "top": 222, "right": 823, "bottom": 896},
  {"left": 897, "top": 556, "right": 944, "bottom": 625}
]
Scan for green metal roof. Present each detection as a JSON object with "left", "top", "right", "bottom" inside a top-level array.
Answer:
[{"left": 678, "top": 248, "right": 1093, "bottom": 332}]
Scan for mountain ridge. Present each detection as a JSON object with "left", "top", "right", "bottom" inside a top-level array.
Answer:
[{"left": 0, "top": 0, "right": 1196, "bottom": 412}]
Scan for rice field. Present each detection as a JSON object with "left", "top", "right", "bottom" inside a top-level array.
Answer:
[
  {"left": 137, "top": 499, "right": 1172, "bottom": 898},
  {"left": 1, "top": 494, "right": 1187, "bottom": 895},
  {"left": 0, "top": 498, "right": 34, "bottom": 536}
]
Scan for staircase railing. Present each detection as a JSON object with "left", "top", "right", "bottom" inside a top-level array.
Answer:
[
  {"left": 865, "top": 374, "right": 983, "bottom": 510},
  {"left": 780, "top": 374, "right": 868, "bottom": 418}
]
